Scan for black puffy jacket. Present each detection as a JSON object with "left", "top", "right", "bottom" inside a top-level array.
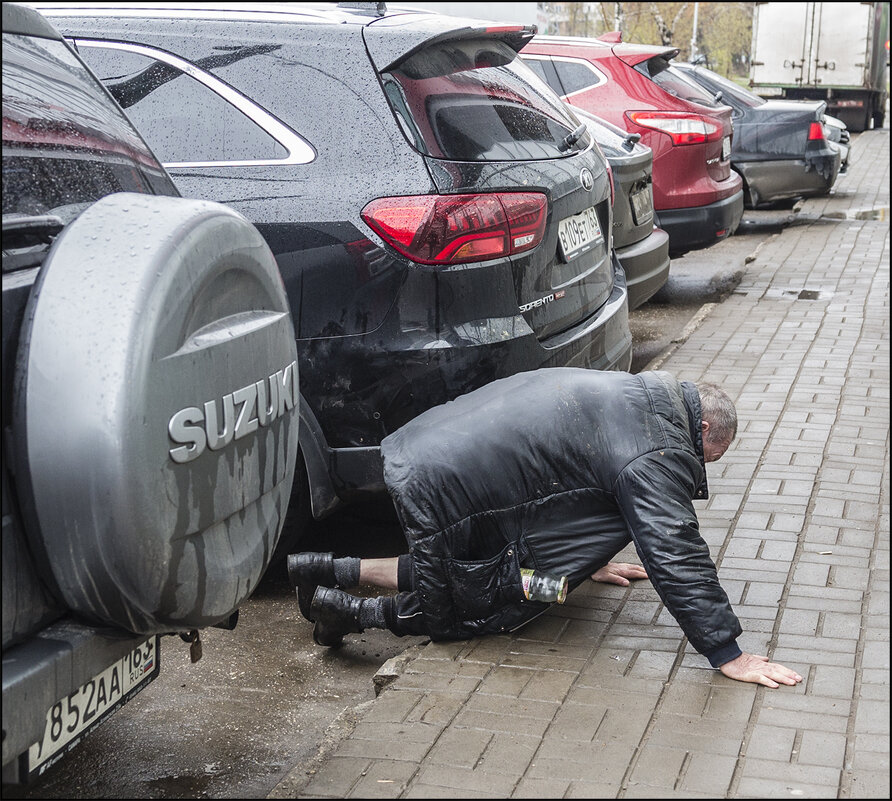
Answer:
[{"left": 381, "top": 368, "right": 742, "bottom": 665}]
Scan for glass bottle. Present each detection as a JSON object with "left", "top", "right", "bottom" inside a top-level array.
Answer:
[{"left": 520, "top": 568, "right": 568, "bottom": 604}]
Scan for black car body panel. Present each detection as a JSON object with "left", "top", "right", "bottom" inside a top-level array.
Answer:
[
  {"left": 43, "top": 3, "right": 632, "bottom": 516},
  {"left": 676, "top": 63, "right": 842, "bottom": 207}
]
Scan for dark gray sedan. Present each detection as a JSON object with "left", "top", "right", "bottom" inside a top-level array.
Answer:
[
  {"left": 675, "top": 62, "right": 842, "bottom": 208},
  {"left": 575, "top": 110, "right": 670, "bottom": 310}
]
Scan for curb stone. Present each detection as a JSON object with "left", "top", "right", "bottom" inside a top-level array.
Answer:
[{"left": 267, "top": 700, "right": 376, "bottom": 799}]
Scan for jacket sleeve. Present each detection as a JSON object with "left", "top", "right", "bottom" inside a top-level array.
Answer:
[{"left": 612, "top": 449, "right": 743, "bottom": 664}]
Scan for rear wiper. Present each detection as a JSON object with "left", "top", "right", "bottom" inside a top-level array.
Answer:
[
  {"left": 2, "top": 214, "right": 64, "bottom": 238},
  {"left": 559, "top": 122, "right": 588, "bottom": 152},
  {"left": 622, "top": 133, "right": 642, "bottom": 152},
  {"left": 2, "top": 215, "right": 64, "bottom": 273}
]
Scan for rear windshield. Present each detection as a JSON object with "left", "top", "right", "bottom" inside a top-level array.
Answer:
[
  {"left": 2, "top": 32, "right": 173, "bottom": 224},
  {"left": 382, "top": 38, "right": 589, "bottom": 161},
  {"left": 637, "top": 56, "right": 723, "bottom": 109}
]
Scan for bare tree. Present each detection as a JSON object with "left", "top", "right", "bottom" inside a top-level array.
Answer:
[
  {"left": 536, "top": 2, "right": 754, "bottom": 78},
  {"left": 648, "top": 1, "right": 689, "bottom": 46}
]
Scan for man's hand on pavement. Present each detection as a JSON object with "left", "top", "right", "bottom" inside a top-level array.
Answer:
[
  {"left": 590, "top": 562, "right": 648, "bottom": 586},
  {"left": 719, "top": 652, "right": 803, "bottom": 688}
]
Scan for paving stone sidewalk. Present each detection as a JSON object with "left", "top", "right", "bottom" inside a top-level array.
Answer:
[{"left": 286, "top": 131, "right": 890, "bottom": 799}]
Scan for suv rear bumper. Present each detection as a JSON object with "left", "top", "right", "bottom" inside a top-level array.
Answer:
[
  {"left": 2, "top": 620, "right": 157, "bottom": 783},
  {"left": 657, "top": 189, "right": 744, "bottom": 257},
  {"left": 315, "top": 269, "right": 632, "bottom": 500},
  {"left": 616, "top": 226, "right": 670, "bottom": 310}
]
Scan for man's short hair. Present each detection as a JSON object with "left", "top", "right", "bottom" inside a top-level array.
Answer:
[{"left": 697, "top": 383, "right": 738, "bottom": 443}]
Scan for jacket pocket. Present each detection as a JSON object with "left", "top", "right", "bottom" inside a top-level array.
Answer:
[{"left": 447, "top": 539, "right": 526, "bottom": 620}]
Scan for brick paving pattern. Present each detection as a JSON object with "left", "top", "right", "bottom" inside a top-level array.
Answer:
[{"left": 289, "top": 130, "right": 890, "bottom": 799}]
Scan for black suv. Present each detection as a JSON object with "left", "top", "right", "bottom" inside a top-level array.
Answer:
[
  {"left": 3, "top": 4, "right": 298, "bottom": 783},
  {"left": 40, "top": 2, "right": 633, "bottom": 555}
]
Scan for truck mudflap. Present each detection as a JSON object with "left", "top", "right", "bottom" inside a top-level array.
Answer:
[{"left": 12, "top": 193, "right": 300, "bottom": 635}]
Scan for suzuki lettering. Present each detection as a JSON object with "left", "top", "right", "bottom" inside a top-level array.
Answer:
[{"left": 168, "top": 360, "right": 298, "bottom": 464}]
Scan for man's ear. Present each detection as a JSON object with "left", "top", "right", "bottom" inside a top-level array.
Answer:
[{"left": 701, "top": 420, "right": 710, "bottom": 438}]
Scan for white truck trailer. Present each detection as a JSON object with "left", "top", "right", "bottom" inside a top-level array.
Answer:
[{"left": 749, "top": 2, "right": 889, "bottom": 131}]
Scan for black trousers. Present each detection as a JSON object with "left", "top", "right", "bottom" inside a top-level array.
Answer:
[
  {"left": 384, "top": 554, "right": 547, "bottom": 638},
  {"left": 382, "top": 554, "right": 427, "bottom": 636}
]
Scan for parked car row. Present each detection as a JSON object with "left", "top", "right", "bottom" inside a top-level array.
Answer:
[
  {"left": 521, "top": 34, "right": 745, "bottom": 257},
  {"left": 674, "top": 60, "right": 843, "bottom": 207},
  {"left": 520, "top": 32, "right": 847, "bottom": 237}
]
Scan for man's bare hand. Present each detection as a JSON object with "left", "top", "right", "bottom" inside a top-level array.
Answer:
[
  {"left": 719, "top": 652, "right": 803, "bottom": 688},
  {"left": 590, "top": 562, "right": 648, "bottom": 586}
]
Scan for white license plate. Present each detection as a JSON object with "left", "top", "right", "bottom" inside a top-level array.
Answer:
[
  {"left": 722, "top": 136, "right": 731, "bottom": 160},
  {"left": 629, "top": 186, "right": 653, "bottom": 225},
  {"left": 27, "top": 637, "right": 159, "bottom": 778},
  {"left": 558, "top": 206, "right": 603, "bottom": 261}
]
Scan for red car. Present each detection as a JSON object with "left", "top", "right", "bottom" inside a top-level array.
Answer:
[{"left": 522, "top": 34, "right": 744, "bottom": 257}]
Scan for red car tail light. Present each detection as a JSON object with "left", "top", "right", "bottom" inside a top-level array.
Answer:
[
  {"left": 361, "top": 192, "right": 547, "bottom": 265},
  {"left": 808, "top": 121, "right": 826, "bottom": 141},
  {"left": 625, "top": 111, "right": 723, "bottom": 145}
]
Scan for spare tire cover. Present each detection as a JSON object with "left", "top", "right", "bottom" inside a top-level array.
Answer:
[{"left": 13, "top": 193, "right": 299, "bottom": 634}]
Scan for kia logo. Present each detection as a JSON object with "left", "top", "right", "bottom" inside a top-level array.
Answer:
[{"left": 580, "top": 168, "right": 594, "bottom": 192}]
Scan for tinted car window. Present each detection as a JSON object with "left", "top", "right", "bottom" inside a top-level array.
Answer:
[
  {"left": 552, "top": 57, "right": 606, "bottom": 95},
  {"left": 384, "top": 38, "right": 587, "bottom": 161},
  {"left": 2, "top": 33, "right": 170, "bottom": 224},
  {"left": 690, "top": 67, "right": 766, "bottom": 109},
  {"left": 637, "top": 56, "right": 722, "bottom": 108},
  {"left": 521, "top": 56, "right": 551, "bottom": 85},
  {"left": 76, "top": 43, "right": 288, "bottom": 164}
]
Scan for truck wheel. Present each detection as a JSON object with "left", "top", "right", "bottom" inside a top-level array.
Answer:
[{"left": 13, "top": 193, "right": 300, "bottom": 634}]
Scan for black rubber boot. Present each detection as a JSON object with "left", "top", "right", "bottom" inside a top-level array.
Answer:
[
  {"left": 310, "top": 587, "right": 365, "bottom": 647},
  {"left": 287, "top": 552, "right": 336, "bottom": 621}
]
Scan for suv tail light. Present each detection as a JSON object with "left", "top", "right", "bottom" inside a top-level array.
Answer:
[
  {"left": 626, "top": 111, "right": 723, "bottom": 145},
  {"left": 361, "top": 192, "right": 547, "bottom": 265},
  {"left": 808, "top": 122, "right": 826, "bottom": 141}
]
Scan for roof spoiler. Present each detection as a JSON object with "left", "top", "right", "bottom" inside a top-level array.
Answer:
[
  {"left": 364, "top": 15, "right": 537, "bottom": 73},
  {"left": 613, "top": 43, "right": 680, "bottom": 67},
  {"left": 2, "top": 2, "right": 65, "bottom": 40}
]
